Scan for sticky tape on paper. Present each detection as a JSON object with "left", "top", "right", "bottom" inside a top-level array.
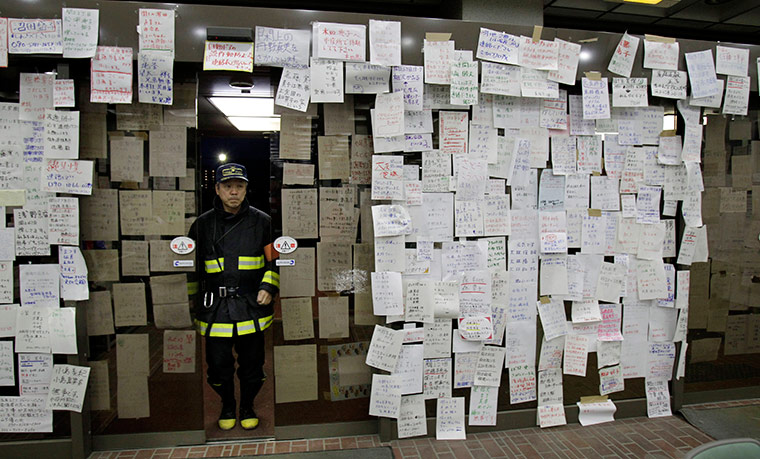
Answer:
[
  {"left": 645, "top": 34, "right": 676, "bottom": 44},
  {"left": 588, "top": 209, "right": 602, "bottom": 217},
  {"left": 585, "top": 71, "right": 602, "bottom": 81},
  {"left": 532, "top": 25, "right": 543, "bottom": 43},
  {"left": 425, "top": 32, "right": 451, "bottom": 42}
]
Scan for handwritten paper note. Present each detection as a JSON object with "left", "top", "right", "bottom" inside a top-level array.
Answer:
[
  {"left": 582, "top": 78, "right": 610, "bottom": 120},
  {"left": 424, "top": 40, "right": 455, "bottom": 85},
  {"left": 716, "top": 45, "right": 749, "bottom": 77},
  {"left": 366, "top": 325, "right": 403, "bottom": 372},
  {"left": 311, "top": 58, "right": 344, "bottom": 103},
  {"left": 651, "top": 70, "right": 687, "bottom": 99},
  {"left": 608, "top": 33, "right": 640, "bottom": 78},
  {"left": 91, "top": 47, "right": 133, "bottom": 104},
  {"left": 46, "top": 364, "right": 90, "bottom": 412},
  {"left": 59, "top": 246, "right": 88, "bottom": 301},
  {"left": 313, "top": 22, "right": 366, "bottom": 62},
  {"left": 41, "top": 159, "right": 93, "bottom": 195},
  {"left": 8, "top": 19, "right": 62, "bottom": 55},
  {"left": 138, "top": 50, "right": 173, "bottom": 105},
  {"left": 162, "top": 330, "right": 195, "bottom": 373},
  {"left": 685, "top": 50, "right": 721, "bottom": 98},
  {"left": 476, "top": 28, "right": 520, "bottom": 65},
  {"left": 139, "top": 9, "right": 174, "bottom": 53},
  {"left": 643, "top": 39, "right": 679, "bottom": 71},
  {"left": 255, "top": 26, "right": 310, "bottom": 68},
  {"left": 519, "top": 36, "right": 559, "bottom": 71},
  {"left": 0, "top": 396, "right": 52, "bottom": 432},
  {"left": 20, "top": 74, "right": 54, "bottom": 122},
  {"left": 369, "top": 20, "right": 401, "bottom": 67},
  {"left": 0, "top": 18, "right": 7, "bottom": 67},
  {"left": 203, "top": 41, "right": 253, "bottom": 72},
  {"left": 62, "top": 8, "right": 99, "bottom": 58},
  {"left": 436, "top": 397, "right": 466, "bottom": 440}
]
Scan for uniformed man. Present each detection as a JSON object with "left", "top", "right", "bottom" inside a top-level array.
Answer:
[{"left": 188, "top": 163, "right": 279, "bottom": 430}]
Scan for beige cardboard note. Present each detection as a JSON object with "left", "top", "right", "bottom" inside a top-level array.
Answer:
[
  {"left": 319, "top": 186, "right": 358, "bottom": 240},
  {"left": 150, "top": 274, "right": 187, "bottom": 305},
  {"left": 84, "top": 290, "right": 115, "bottom": 336},
  {"left": 81, "top": 188, "right": 119, "bottom": 241},
  {"left": 282, "top": 163, "right": 315, "bottom": 186},
  {"left": 116, "top": 103, "right": 163, "bottom": 130},
  {"left": 153, "top": 302, "right": 193, "bottom": 329},
  {"left": 83, "top": 249, "right": 120, "bottom": 281},
  {"left": 153, "top": 177, "right": 176, "bottom": 190},
  {"left": 317, "top": 241, "right": 353, "bottom": 292},
  {"left": 87, "top": 360, "right": 111, "bottom": 411},
  {"left": 110, "top": 136, "right": 144, "bottom": 183},
  {"left": 318, "top": 296, "right": 349, "bottom": 339},
  {"left": 731, "top": 155, "right": 752, "bottom": 190},
  {"left": 353, "top": 243, "right": 380, "bottom": 326},
  {"left": 274, "top": 344, "right": 318, "bottom": 403},
  {"left": 350, "top": 135, "right": 373, "bottom": 185},
  {"left": 152, "top": 190, "right": 185, "bottom": 235},
  {"left": 185, "top": 191, "right": 196, "bottom": 215},
  {"left": 163, "top": 330, "right": 196, "bottom": 373},
  {"left": 178, "top": 168, "right": 196, "bottom": 191},
  {"left": 149, "top": 127, "right": 187, "bottom": 177},
  {"left": 281, "top": 297, "right": 315, "bottom": 340},
  {"left": 281, "top": 188, "right": 318, "bottom": 238},
  {"left": 0, "top": 190, "right": 26, "bottom": 207},
  {"left": 117, "top": 375, "right": 150, "bottom": 419},
  {"left": 163, "top": 83, "right": 197, "bottom": 128},
  {"left": 79, "top": 112, "right": 107, "bottom": 159},
  {"left": 112, "top": 283, "right": 147, "bottom": 327},
  {"left": 324, "top": 96, "right": 355, "bottom": 136},
  {"left": 280, "top": 247, "right": 316, "bottom": 298},
  {"left": 116, "top": 333, "right": 150, "bottom": 377},
  {"left": 149, "top": 239, "right": 194, "bottom": 272},
  {"left": 317, "top": 135, "right": 350, "bottom": 181},
  {"left": 119, "top": 191, "right": 152, "bottom": 236},
  {"left": 279, "top": 116, "right": 312, "bottom": 160},
  {"left": 121, "top": 240, "right": 150, "bottom": 276},
  {"left": 729, "top": 120, "right": 752, "bottom": 140},
  {"left": 689, "top": 337, "right": 722, "bottom": 363}
]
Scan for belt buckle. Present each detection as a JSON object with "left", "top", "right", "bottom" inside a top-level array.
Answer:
[{"left": 219, "top": 286, "right": 227, "bottom": 298}]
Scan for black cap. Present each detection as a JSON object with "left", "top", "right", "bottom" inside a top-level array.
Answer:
[{"left": 215, "top": 163, "right": 248, "bottom": 183}]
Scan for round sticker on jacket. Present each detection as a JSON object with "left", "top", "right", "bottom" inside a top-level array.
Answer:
[
  {"left": 274, "top": 236, "right": 297, "bottom": 254},
  {"left": 170, "top": 236, "right": 195, "bottom": 255}
]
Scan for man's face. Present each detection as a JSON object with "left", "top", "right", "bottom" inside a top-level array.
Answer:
[{"left": 215, "top": 178, "right": 247, "bottom": 213}]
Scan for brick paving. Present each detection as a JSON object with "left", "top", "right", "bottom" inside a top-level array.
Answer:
[{"left": 88, "top": 400, "right": 760, "bottom": 459}]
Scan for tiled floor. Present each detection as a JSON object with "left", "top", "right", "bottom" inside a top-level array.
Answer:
[{"left": 88, "top": 401, "right": 753, "bottom": 459}]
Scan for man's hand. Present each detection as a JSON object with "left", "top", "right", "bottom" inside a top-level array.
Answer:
[{"left": 257, "top": 290, "right": 272, "bottom": 305}]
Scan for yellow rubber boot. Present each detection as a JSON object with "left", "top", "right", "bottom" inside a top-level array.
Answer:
[{"left": 240, "top": 407, "right": 259, "bottom": 430}]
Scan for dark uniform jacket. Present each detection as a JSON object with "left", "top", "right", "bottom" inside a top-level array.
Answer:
[{"left": 188, "top": 196, "right": 279, "bottom": 337}]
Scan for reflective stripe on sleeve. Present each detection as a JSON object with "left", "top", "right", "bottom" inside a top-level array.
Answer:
[
  {"left": 204, "top": 258, "right": 224, "bottom": 273},
  {"left": 258, "top": 315, "right": 273, "bottom": 331},
  {"left": 187, "top": 281, "right": 199, "bottom": 295},
  {"left": 239, "top": 256, "right": 265, "bottom": 270},
  {"left": 262, "top": 270, "right": 280, "bottom": 288}
]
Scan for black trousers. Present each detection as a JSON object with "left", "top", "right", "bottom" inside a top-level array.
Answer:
[{"left": 205, "top": 330, "right": 266, "bottom": 407}]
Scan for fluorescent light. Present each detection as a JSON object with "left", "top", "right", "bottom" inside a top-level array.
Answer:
[
  {"left": 227, "top": 116, "right": 281, "bottom": 132},
  {"left": 209, "top": 97, "right": 275, "bottom": 117},
  {"left": 622, "top": 0, "right": 663, "bottom": 3}
]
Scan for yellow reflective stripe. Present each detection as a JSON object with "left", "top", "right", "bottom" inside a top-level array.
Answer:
[
  {"left": 204, "top": 258, "right": 224, "bottom": 273},
  {"left": 262, "top": 271, "right": 280, "bottom": 288},
  {"left": 195, "top": 319, "right": 209, "bottom": 335},
  {"left": 188, "top": 281, "right": 199, "bottom": 295},
  {"left": 208, "top": 323, "right": 233, "bottom": 337},
  {"left": 259, "top": 315, "right": 273, "bottom": 331},
  {"left": 239, "top": 256, "right": 265, "bottom": 270},
  {"left": 237, "top": 320, "right": 256, "bottom": 335}
]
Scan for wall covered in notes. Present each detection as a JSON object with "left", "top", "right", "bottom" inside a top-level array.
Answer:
[
  {"left": 266, "top": 20, "right": 760, "bottom": 439},
  {"left": 0, "top": 6, "right": 204, "bottom": 439},
  {"left": 2, "top": 0, "right": 760, "bottom": 445}
]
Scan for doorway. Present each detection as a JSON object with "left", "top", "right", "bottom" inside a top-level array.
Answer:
[{"left": 197, "top": 70, "right": 278, "bottom": 441}]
